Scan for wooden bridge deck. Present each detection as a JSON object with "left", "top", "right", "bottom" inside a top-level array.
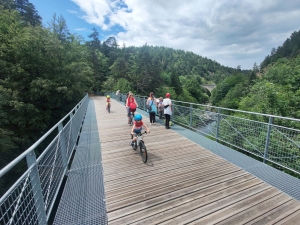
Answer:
[{"left": 92, "top": 96, "right": 300, "bottom": 224}]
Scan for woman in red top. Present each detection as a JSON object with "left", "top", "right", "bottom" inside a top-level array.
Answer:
[{"left": 126, "top": 92, "right": 138, "bottom": 124}]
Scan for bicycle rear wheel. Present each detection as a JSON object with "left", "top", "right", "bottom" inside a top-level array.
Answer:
[
  {"left": 130, "top": 114, "right": 134, "bottom": 125},
  {"left": 139, "top": 141, "right": 147, "bottom": 163}
]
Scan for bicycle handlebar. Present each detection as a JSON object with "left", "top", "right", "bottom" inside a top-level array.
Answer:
[{"left": 130, "top": 131, "right": 148, "bottom": 137}]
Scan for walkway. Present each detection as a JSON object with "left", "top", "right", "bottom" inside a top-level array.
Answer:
[{"left": 93, "top": 96, "right": 300, "bottom": 224}]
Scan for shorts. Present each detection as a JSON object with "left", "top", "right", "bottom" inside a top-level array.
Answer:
[{"left": 133, "top": 129, "right": 142, "bottom": 136}]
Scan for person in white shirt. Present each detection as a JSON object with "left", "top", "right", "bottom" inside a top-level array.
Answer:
[
  {"left": 163, "top": 93, "right": 172, "bottom": 129},
  {"left": 116, "top": 90, "right": 120, "bottom": 100}
]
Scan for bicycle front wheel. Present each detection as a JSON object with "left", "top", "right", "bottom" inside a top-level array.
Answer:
[
  {"left": 139, "top": 141, "right": 147, "bottom": 163},
  {"left": 132, "top": 141, "right": 137, "bottom": 150}
]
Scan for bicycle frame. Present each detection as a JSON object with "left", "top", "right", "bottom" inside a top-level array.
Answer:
[
  {"left": 131, "top": 131, "right": 147, "bottom": 146},
  {"left": 136, "top": 133, "right": 144, "bottom": 146}
]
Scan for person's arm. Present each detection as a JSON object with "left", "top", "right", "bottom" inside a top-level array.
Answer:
[
  {"left": 169, "top": 99, "right": 172, "bottom": 106},
  {"left": 126, "top": 98, "right": 128, "bottom": 107},
  {"left": 146, "top": 98, "right": 149, "bottom": 106},
  {"left": 131, "top": 124, "right": 135, "bottom": 134},
  {"left": 143, "top": 123, "right": 150, "bottom": 133}
]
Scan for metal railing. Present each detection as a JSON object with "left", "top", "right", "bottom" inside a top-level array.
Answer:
[
  {"left": 0, "top": 94, "right": 89, "bottom": 225},
  {"left": 109, "top": 92, "right": 300, "bottom": 176}
]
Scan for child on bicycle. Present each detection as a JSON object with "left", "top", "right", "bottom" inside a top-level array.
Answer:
[
  {"left": 130, "top": 114, "right": 150, "bottom": 146},
  {"left": 106, "top": 95, "right": 111, "bottom": 110}
]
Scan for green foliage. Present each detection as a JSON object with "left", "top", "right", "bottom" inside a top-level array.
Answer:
[
  {"left": 260, "top": 30, "right": 300, "bottom": 69},
  {"left": 170, "top": 70, "right": 182, "bottom": 95},
  {"left": 239, "top": 56, "right": 300, "bottom": 121},
  {"left": 155, "top": 86, "right": 177, "bottom": 100},
  {"left": 211, "top": 73, "right": 247, "bottom": 106},
  {"left": 0, "top": 7, "right": 93, "bottom": 170},
  {"left": 114, "top": 78, "right": 133, "bottom": 93},
  {"left": 1, "top": 0, "right": 42, "bottom": 26},
  {"left": 177, "top": 89, "right": 197, "bottom": 103}
]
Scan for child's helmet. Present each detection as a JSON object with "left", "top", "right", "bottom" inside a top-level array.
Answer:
[
  {"left": 107, "top": 95, "right": 110, "bottom": 98},
  {"left": 166, "top": 93, "right": 170, "bottom": 98},
  {"left": 134, "top": 114, "right": 142, "bottom": 121}
]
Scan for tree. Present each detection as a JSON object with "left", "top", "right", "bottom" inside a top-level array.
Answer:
[
  {"left": 170, "top": 69, "right": 182, "bottom": 96},
  {"left": 0, "top": 0, "right": 42, "bottom": 26},
  {"left": 87, "top": 29, "right": 109, "bottom": 92}
]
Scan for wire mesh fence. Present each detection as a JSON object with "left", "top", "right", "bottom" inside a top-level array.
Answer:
[{"left": 0, "top": 94, "right": 89, "bottom": 224}]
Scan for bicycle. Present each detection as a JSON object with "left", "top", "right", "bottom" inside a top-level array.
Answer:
[
  {"left": 131, "top": 131, "right": 148, "bottom": 163},
  {"left": 107, "top": 102, "right": 111, "bottom": 113},
  {"left": 128, "top": 111, "right": 135, "bottom": 125}
]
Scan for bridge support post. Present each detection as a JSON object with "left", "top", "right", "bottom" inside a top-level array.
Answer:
[
  {"left": 263, "top": 116, "right": 273, "bottom": 163},
  {"left": 26, "top": 151, "right": 48, "bottom": 224},
  {"left": 189, "top": 104, "right": 193, "bottom": 129},
  {"left": 216, "top": 108, "right": 221, "bottom": 142}
]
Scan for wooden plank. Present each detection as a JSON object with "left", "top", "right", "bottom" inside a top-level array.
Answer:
[
  {"left": 273, "top": 209, "right": 300, "bottom": 225},
  {"left": 249, "top": 200, "right": 300, "bottom": 224},
  {"left": 159, "top": 187, "right": 280, "bottom": 225},
  {"left": 193, "top": 193, "right": 291, "bottom": 224},
  {"left": 110, "top": 175, "right": 260, "bottom": 224}
]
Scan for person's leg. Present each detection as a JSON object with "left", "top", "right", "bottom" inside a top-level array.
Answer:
[
  {"left": 127, "top": 108, "right": 131, "bottom": 124},
  {"left": 165, "top": 114, "right": 170, "bottom": 128},
  {"left": 130, "top": 134, "right": 137, "bottom": 145},
  {"left": 153, "top": 112, "right": 156, "bottom": 123},
  {"left": 150, "top": 113, "right": 155, "bottom": 123}
]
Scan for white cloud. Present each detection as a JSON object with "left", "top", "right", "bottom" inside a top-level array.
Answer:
[
  {"left": 71, "top": 0, "right": 300, "bottom": 69},
  {"left": 67, "top": 10, "right": 78, "bottom": 14},
  {"left": 74, "top": 28, "right": 87, "bottom": 31}
]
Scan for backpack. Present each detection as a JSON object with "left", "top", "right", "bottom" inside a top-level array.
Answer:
[{"left": 129, "top": 102, "right": 137, "bottom": 110}]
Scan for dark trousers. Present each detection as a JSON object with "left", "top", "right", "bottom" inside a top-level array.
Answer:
[
  {"left": 149, "top": 112, "right": 156, "bottom": 123},
  {"left": 165, "top": 114, "right": 171, "bottom": 128},
  {"left": 158, "top": 110, "right": 163, "bottom": 119}
]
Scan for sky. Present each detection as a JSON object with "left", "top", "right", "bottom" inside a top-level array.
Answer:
[{"left": 30, "top": 0, "right": 300, "bottom": 70}]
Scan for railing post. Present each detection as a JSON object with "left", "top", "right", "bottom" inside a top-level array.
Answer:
[
  {"left": 216, "top": 108, "right": 221, "bottom": 142},
  {"left": 26, "top": 151, "right": 47, "bottom": 224},
  {"left": 263, "top": 116, "right": 273, "bottom": 163},
  {"left": 70, "top": 109, "right": 74, "bottom": 120},
  {"left": 58, "top": 123, "right": 68, "bottom": 175},
  {"left": 189, "top": 104, "right": 193, "bottom": 129}
]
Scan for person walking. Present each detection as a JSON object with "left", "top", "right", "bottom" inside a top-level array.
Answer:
[
  {"left": 116, "top": 90, "right": 120, "bottom": 100},
  {"left": 163, "top": 93, "right": 172, "bottom": 129},
  {"left": 157, "top": 97, "right": 164, "bottom": 119},
  {"left": 146, "top": 92, "right": 157, "bottom": 125}
]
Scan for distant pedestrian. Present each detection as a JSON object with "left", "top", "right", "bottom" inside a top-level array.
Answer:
[
  {"left": 146, "top": 92, "right": 157, "bottom": 125},
  {"left": 163, "top": 93, "right": 172, "bottom": 129},
  {"left": 116, "top": 90, "right": 120, "bottom": 100},
  {"left": 157, "top": 97, "right": 164, "bottom": 119}
]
